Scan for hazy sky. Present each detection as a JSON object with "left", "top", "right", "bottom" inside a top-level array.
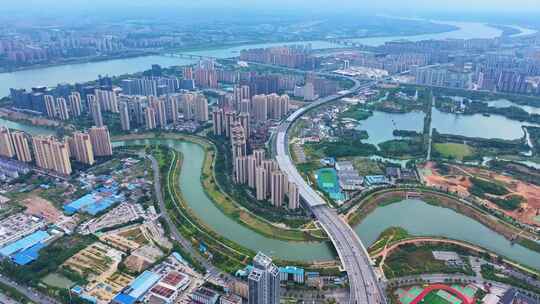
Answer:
[{"left": 4, "top": 0, "right": 540, "bottom": 16}]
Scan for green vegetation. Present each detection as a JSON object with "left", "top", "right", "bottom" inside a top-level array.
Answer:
[
  {"left": 433, "top": 143, "right": 474, "bottom": 160},
  {"left": 469, "top": 177, "right": 509, "bottom": 197},
  {"left": 527, "top": 126, "right": 540, "bottom": 155},
  {"left": 353, "top": 158, "right": 384, "bottom": 176},
  {"left": 378, "top": 138, "right": 424, "bottom": 158},
  {"left": 369, "top": 227, "right": 410, "bottom": 254},
  {"left": 340, "top": 106, "right": 373, "bottom": 121},
  {"left": 490, "top": 195, "right": 524, "bottom": 211},
  {"left": 305, "top": 140, "right": 378, "bottom": 158},
  {"left": 383, "top": 243, "right": 474, "bottom": 279},
  {"left": 481, "top": 264, "right": 540, "bottom": 294},
  {"left": 423, "top": 291, "right": 452, "bottom": 304}
]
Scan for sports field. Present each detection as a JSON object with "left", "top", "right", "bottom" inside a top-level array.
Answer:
[
  {"left": 423, "top": 291, "right": 454, "bottom": 304},
  {"left": 315, "top": 168, "right": 345, "bottom": 201},
  {"left": 396, "top": 286, "right": 424, "bottom": 304}
]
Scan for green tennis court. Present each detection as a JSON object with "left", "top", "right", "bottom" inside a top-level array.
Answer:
[{"left": 396, "top": 286, "right": 424, "bottom": 304}]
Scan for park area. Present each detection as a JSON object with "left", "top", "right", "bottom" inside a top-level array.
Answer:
[{"left": 395, "top": 284, "right": 477, "bottom": 304}]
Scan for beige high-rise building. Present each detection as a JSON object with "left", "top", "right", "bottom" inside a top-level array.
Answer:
[
  {"left": 224, "top": 110, "right": 237, "bottom": 138},
  {"left": 247, "top": 155, "right": 257, "bottom": 189},
  {"left": 233, "top": 85, "right": 250, "bottom": 110},
  {"left": 88, "top": 94, "right": 104, "bottom": 127},
  {"left": 119, "top": 101, "right": 131, "bottom": 131},
  {"left": 165, "top": 94, "right": 179, "bottom": 123},
  {"left": 32, "top": 136, "right": 72, "bottom": 175},
  {"left": 0, "top": 127, "right": 15, "bottom": 158},
  {"left": 234, "top": 156, "right": 248, "bottom": 184},
  {"left": 145, "top": 107, "right": 157, "bottom": 130},
  {"left": 150, "top": 96, "right": 167, "bottom": 128},
  {"left": 253, "top": 149, "right": 265, "bottom": 166},
  {"left": 72, "top": 132, "right": 95, "bottom": 165},
  {"left": 212, "top": 108, "right": 224, "bottom": 136},
  {"left": 268, "top": 94, "right": 290, "bottom": 120},
  {"left": 194, "top": 95, "right": 209, "bottom": 122},
  {"left": 230, "top": 122, "right": 247, "bottom": 159},
  {"left": 255, "top": 166, "right": 268, "bottom": 201},
  {"left": 251, "top": 95, "right": 268, "bottom": 122},
  {"left": 11, "top": 131, "right": 32, "bottom": 162},
  {"left": 44, "top": 95, "right": 57, "bottom": 118},
  {"left": 270, "top": 170, "right": 286, "bottom": 207},
  {"left": 68, "top": 92, "right": 82, "bottom": 117},
  {"left": 239, "top": 99, "right": 250, "bottom": 114},
  {"left": 238, "top": 112, "right": 250, "bottom": 138},
  {"left": 287, "top": 181, "right": 300, "bottom": 210},
  {"left": 95, "top": 89, "right": 119, "bottom": 113},
  {"left": 181, "top": 93, "right": 195, "bottom": 120},
  {"left": 262, "top": 160, "right": 278, "bottom": 196},
  {"left": 89, "top": 126, "right": 113, "bottom": 157},
  {"left": 57, "top": 97, "right": 70, "bottom": 121}
]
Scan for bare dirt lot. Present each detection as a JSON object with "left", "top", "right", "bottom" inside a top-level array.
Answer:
[
  {"left": 22, "top": 195, "right": 62, "bottom": 223},
  {"left": 420, "top": 162, "right": 540, "bottom": 226}
]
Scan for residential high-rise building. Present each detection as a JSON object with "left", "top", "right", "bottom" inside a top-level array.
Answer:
[
  {"left": 32, "top": 136, "right": 72, "bottom": 175},
  {"left": 253, "top": 149, "right": 265, "bottom": 166},
  {"left": 262, "top": 160, "right": 278, "bottom": 196},
  {"left": 247, "top": 155, "right": 257, "bottom": 189},
  {"left": 0, "top": 127, "right": 15, "bottom": 158},
  {"left": 268, "top": 94, "right": 289, "bottom": 120},
  {"left": 238, "top": 112, "right": 250, "bottom": 138},
  {"left": 234, "top": 156, "right": 248, "bottom": 184},
  {"left": 165, "top": 94, "right": 179, "bottom": 123},
  {"left": 57, "top": 97, "right": 70, "bottom": 121},
  {"left": 194, "top": 95, "right": 209, "bottom": 122},
  {"left": 68, "top": 92, "right": 82, "bottom": 117},
  {"left": 11, "top": 131, "right": 32, "bottom": 162},
  {"left": 89, "top": 126, "right": 113, "bottom": 157},
  {"left": 270, "top": 170, "right": 286, "bottom": 207},
  {"left": 303, "top": 82, "right": 316, "bottom": 101},
  {"left": 212, "top": 108, "right": 224, "bottom": 136},
  {"left": 233, "top": 85, "right": 250, "bottom": 109},
  {"left": 248, "top": 252, "right": 280, "bottom": 304},
  {"left": 88, "top": 94, "right": 104, "bottom": 127},
  {"left": 252, "top": 95, "right": 268, "bottom": 122},
  {"left": 95, "top": 89, "right": 119, "bottom": 113},
  {"left": 119, "top": 101, "right": 131, "bottom": 131},
  {"left": 287, "top": 181, "right": 300, "bottom": 210},
  {"left": 145, "top": 107, "right": 157, "bottom": 130},
  {"left": 44, "top": 95, "right": 57, "bottom": 118},
  {"left": 230, "top": 122, "right": 247, "bottom": 159},
  {"left": 224, "top": 111, "right": 237, "bottom": 138},
  {"left": 72, "top": 132, "right": 95, "bottom": 165},
  {"left": 150, "top": 96, "right": 167, "bottom": 128},
  {"left": 255, "top": 166, "right": 268, "bottom": 201}
]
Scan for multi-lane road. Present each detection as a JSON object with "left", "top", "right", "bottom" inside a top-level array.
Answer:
[{"left": 274, "top": 75, "right": 387, "bottom": 304}]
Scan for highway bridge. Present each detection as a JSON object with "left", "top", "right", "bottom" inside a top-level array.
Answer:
[{"left": 274, "top": 76, "right": 387, "bottom": 304}]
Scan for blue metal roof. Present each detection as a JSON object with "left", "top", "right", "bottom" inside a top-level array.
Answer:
[
  {"left": 126, "top": 270, "right": 160, "bottom": 299},
  {"left": 11, "top": 242, "right": 46, "bottom": 265},
  {"left": 0, "top": 231, "right": 50, "bottom": 257},
  {"left": 112, "top": 293, "right": 136, "bottom": 304}
]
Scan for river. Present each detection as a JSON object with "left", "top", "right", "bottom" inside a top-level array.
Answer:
[
  {"left": 109, "top": 137, "right": 540, "bottom": 270},
  {"left": 0, "top": 118, "right": 538, "bottom": 269},
  {"left": 0, "top": 21, "right": 504, "bottom": 97},
  {"left": 355, "top": 199, "right": 540, "bottom": 270}
]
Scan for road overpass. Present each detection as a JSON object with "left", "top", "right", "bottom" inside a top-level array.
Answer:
[{"left": 274, "top": 76, "right": 387, "bottom": 304}]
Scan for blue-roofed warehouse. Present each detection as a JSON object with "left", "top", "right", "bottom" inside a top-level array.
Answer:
[
  {"left": 64, "top": 186, "right": 123, "bottom": 215},
  {"left": 0, "top": 230, "right": 50, "bottom": 265},
  {"left": 111, "top": 270, "right": 161, "bottom": 304}
]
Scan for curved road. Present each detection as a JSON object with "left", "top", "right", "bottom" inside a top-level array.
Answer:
[{"left": 274, "top": 75, "right": 386, "bottom": 304}]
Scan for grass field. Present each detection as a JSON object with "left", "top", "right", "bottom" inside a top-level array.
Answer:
[
  {"left": 423, "top": 291, "right": 453, "bottom": 304},
  {"left": 434, "top": 143, "right": 473, "bottom": 160}
]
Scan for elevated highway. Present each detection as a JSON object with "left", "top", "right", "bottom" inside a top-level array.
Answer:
[{"left": 274, "top": 76, "right": 387, "bottom": 304}]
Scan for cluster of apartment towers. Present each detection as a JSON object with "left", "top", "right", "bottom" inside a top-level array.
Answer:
[
  {"left": 211, "top": 85, "right": 300, "bottom": 210},
  {"left": 42, "top": 89, "right": 209, "bottom": 132},
  {"left": 0, "top": 125, "right": 112, "bottom": 176}
]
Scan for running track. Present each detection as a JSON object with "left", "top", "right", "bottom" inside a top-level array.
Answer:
[{"left": 410, "top": 284, "right": 473, "bottom": 304}]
